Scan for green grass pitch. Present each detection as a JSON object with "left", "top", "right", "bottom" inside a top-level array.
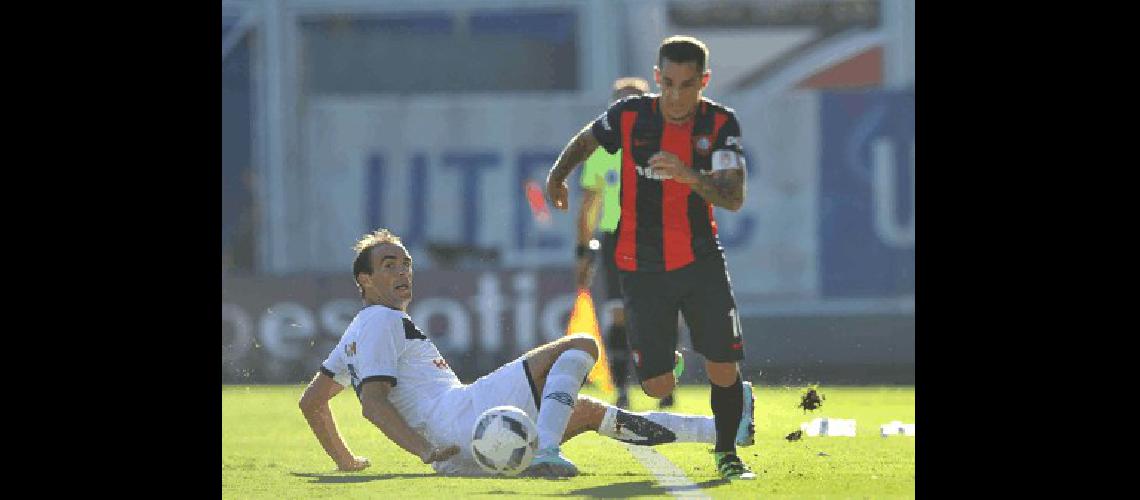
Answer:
[{"left": 223, "top": 384, "right": 915, "bottom": 498}]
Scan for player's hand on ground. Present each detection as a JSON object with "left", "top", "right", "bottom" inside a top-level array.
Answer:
[
  {"left": 649, "top": 152, "right": 697, "bottom": 184},
  {"left": 546, "top": 177, "right": 569, "bottom": 211},
  {"left": 421, "top": 445, "right": 461, "bottom": 464},
  {"left": 337, "top": 455, "right": 371, "bottom": 472}
]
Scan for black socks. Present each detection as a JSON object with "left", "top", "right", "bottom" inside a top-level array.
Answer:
[{"left": 710, "top": 375, "right": 743, "bottom": 453}]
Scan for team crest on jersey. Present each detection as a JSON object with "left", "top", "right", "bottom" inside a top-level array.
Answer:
[
  {"left": 693, "top": 135, "right": 712, "bottom": 156},
  {"left": 345, "top": 342, "right": 357, "bottom": 357}
]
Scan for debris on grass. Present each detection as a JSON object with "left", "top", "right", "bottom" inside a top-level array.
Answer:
[{"left": 798, "top": 385, "right": 825, "bottom": 413}]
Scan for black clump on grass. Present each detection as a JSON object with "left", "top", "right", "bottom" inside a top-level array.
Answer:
[{"left": 798, "top": 385, "right": 825, "bottom": 413}]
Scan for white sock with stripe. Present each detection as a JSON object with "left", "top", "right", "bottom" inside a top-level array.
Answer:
[
  {"left": 598, "top": 406, "right": 717, "bottom": 445},
  {"left": 535, "top": 349, "right": 596, "bottom": 451}
]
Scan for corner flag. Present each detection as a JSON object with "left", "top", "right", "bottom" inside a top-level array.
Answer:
[{"left": 565, "top": 288, "right": 615, "bottom": 396}]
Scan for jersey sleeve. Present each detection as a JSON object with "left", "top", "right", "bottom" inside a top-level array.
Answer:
[
  {"left": 352, "top": 314, "right": 405, "bottom": 387},
  {"left": 319, "top": 345, "right": 352, "bottom": 387},
  {"left": 711, "top": 111, "right": 747, "bottom": 172},
  {"left": 579, "top": 148, "right": 608, "bottom": 190},
  {"left": 590, "top": 98, "right": 626, "bottom": 155}
]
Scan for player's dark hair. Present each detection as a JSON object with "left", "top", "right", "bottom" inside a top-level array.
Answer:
[
  {"left": 352, "top": 228, "right": 403, "bottom": 278},
  {"left": 658, "top": 35, "right": 709, "bottom": 73}
]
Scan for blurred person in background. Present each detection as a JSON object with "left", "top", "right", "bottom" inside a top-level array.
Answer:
[{"left": 546, "top": 35, "right": 757, "bottom": 480}]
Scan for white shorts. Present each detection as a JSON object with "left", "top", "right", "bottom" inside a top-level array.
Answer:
[{"left": 427, "top": 356, "right": 541, "bottom": 476}]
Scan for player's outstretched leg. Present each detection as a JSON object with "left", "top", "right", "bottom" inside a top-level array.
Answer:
[
  {"left": 520, "top": 334, "right": 599, "bottom": 478},
  {"left": 561, "top": 393, "right": 755, "bottom": 448}
]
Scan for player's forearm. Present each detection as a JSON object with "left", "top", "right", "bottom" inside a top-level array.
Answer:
[
  {"left": 576, "top": 191, "right": 602, "bottom": 245},
  {"left": 362, "top": 398, "right": 433, "bottom": 461},
  {"left": 301, "top": 403, "right": 355, "bottom": 466},
  {"left": 689, "top": 169, "right": 746, "bottom": 211},
  {"left": 549, "top": 125, "right": 600, "bottom": 185}
]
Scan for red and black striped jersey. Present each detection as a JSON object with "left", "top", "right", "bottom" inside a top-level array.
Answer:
[{"left": 590, "top": 94, "right": 746, "bottom": 272}]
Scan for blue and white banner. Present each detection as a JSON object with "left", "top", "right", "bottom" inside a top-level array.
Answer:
[
  {"left": 819, "top": 90, "right": 915, "bottom": 298},
  {"left": 290, "top": 90, "right": 913, "bottom": 305},
  {"left": 297, "top": 95, "right": 795, "bottom": 299}
]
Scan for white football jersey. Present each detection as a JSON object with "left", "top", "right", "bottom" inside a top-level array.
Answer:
[{"left": 321, "top": 304, "right": 463, "bottom": 434}]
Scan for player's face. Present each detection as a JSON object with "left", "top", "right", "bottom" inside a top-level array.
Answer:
[
  {"left": 363, "top": 243, "right": 414, "bottom": 310},
  {"left": 654, "top": 59, "right": 709, "bottom": 124}
]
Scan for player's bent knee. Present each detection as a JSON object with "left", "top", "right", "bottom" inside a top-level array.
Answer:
[
  {"left": 641, "top": 376, "right": 675, "bottom": 398},
  {"left": 706, "top": 362, "right": 740, "bottom": 387},
  {"left": 565, "top": 333, "right": 600, "bottom": 360}
]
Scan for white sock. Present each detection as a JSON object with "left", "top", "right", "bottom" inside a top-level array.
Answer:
[
  {"left": 598, "top": 406, "right": 717, "bottom": 445},
  {"left": 536, "top": 349, "right": 596, "bottom": 450}
]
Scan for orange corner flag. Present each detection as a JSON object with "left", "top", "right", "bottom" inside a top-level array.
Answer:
[{"left": 565, "top": 288, "right": 615, "bottom": 396}]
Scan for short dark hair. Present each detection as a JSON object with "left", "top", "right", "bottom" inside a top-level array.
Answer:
[
  {"left": 352, "top": 228, "right": 403, "bottom": 278},
  {"left": 658, "top": 35, "right": 709, "bottom": 73}
]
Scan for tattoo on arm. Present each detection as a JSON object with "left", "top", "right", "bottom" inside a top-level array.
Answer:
[
  {"left": 549, "top": 124, "right": 600, "bottom": 184},
  {"left": 690, "top": 168, "right": 746, "bottom": 211}
]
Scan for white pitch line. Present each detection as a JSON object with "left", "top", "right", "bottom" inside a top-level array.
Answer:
[{"left": 622, "top": 443, "right": 710, "bottom": 499}]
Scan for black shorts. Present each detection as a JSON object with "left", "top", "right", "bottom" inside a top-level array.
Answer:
[{"left": 618, "top": 253, "right": 744, "bottom": 381}]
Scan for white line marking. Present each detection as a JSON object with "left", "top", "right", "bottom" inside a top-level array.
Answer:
[{"left": 622, "top": 443, "right": 710, "bottom": 499}]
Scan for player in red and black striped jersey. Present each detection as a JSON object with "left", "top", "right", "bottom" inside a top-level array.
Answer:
[
  {"left": 591, "top": 89, "right": 743, "bottom": 272},
  {"left": 545, "top": 35, "right": 757, "bottom": 480}
]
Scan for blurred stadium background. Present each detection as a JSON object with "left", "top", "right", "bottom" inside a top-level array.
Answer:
[{"left": 222, "top": 0, "right": 914, "bottom": 387}]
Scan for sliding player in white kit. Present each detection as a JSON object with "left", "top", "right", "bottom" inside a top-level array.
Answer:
[{"left": 298, "top": 229, "right": 755, "bottom": 477}]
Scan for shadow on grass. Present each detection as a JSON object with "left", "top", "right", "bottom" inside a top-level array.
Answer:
[
  {"left": 292, "top": 472, "right": 732, "bottom": 495},
  {"left": 693, "top": 478, "right": 731, "bottom": 489},
  {"left": 291, "top": 472, "right": 437, "bottom": 483},
  {"left": 566, "top": 478, "right": 731, "bottom": 497}
]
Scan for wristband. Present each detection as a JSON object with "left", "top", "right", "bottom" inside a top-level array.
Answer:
[{"left": 576, "top": 239, "right": 600, "bottom": 258}]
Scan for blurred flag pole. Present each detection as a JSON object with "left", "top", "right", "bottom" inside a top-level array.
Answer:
[
  {"left": 565, "top": 288, "right": 615, "bottom": 396},
  {"left": 531, "top": 178, "right": 614, "bottom": 394}
]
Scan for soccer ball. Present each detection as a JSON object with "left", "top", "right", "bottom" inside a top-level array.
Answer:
[{"left": 470, "top": 405, "right": 538, "bottom": 475}]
